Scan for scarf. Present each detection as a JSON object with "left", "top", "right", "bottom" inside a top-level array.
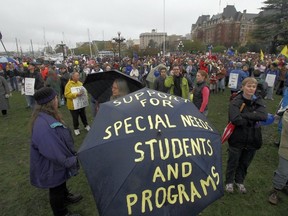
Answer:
[{"left": 174, "top": 76, "right": 182, "bottom": 97}]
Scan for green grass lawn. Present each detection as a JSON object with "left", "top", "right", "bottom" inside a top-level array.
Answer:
[{"left": 0, "top": 90, "right": 287, "bottom": 216}]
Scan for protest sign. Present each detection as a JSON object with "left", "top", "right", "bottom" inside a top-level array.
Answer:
[
  {"left": 24, "top": 78, "right": 35, "bottom": 95},
  {"left": 228, "top": 73, "right": 238, "bottom": 89},
  {"left": 71, "top": 86, "right": 89, "bottom": 109},
  {"left": 265, "top": 74, "right": 276, "bottom": 87}
]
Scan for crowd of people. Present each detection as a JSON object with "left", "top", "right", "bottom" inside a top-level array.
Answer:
[{"left": 1, "top": 51, "right": 288, "bottom": 215}]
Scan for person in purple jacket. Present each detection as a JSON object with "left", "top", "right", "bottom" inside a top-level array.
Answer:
[{"left": 30, "top": 87, "right": 82, "bottom": 216}]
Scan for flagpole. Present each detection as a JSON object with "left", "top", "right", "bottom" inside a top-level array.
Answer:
[
  {"left": 15, "top": 38, "right": 20, "bottom": 57},
  {"left": 0, "top": 39, "right": 8, "bottom": 56},
  {"left": 88, "top": 28, "right": 93, "bottom": 58},
  {"left": 219, "top": 0, "right": 221, "bottom": 13},
  {"left": 163, "top": 0, "right": 166, "bottom": 57},
  {"left": 30, "top": 39, "right": 35, "bottom": 58},
  {"left": 0, "top": 32, "right": 9, "bottom": 56}
]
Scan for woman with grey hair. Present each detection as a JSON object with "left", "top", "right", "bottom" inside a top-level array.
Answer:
[{"left": 110, "top": 78, "right": 130, "bottom": 100}]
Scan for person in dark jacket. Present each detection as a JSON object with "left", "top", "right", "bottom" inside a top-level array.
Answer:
[
  {"left": 154, "top": 67, "right": 169, "bottom": 93},
  {"left": 24, "top": 63, "right": 44, "bottom": 109},
  {"left": 30, "top": 87, "right": 82, "bottom": 216},
  {"left": 59, "top": 65, "right": 70, "bottom": 105},
  {"left": 6, "top": 62, "right": 19, "bottom": 91},
  {"left": 225, "top": 77, "right": 267, "bottom": 194}
]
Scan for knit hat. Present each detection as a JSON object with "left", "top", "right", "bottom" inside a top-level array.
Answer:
[
  {"left": 34, "top": 87, "right": 57, "bottom": 105},
  {"left": 236, "top": 62, "right": 242, "bottom": 68}
]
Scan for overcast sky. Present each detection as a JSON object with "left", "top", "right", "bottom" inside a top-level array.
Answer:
[{"left": 0, "top": 0, "right": 264, "bottom": 52}]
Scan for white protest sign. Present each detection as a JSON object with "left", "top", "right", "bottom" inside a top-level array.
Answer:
[
  {"left": 228, "top": 73, "right": 239, "bottom": 89},
  {"left": 265, "top": 74, "right": 276, "bottom": 87},
  {"left": 24, "top": 78, "right": 35, "bottom": 95},
  {"left": 71, "top": 86, "right": 89, "bottom": 110}
]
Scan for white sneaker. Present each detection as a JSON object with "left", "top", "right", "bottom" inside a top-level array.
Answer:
[
  {"left": 74, "top": 129, "right": 80, "bottom": 136},
  {"left": 236, "top": 183, "right": 247, "bottom": 194},
  {"left": 85, "top": 125, "right": 90, "bottom": 132},
  {"left": 225, "top": 183, "right": 234, "bottom": 193}
]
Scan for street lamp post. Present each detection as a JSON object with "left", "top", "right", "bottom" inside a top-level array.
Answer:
[
  {"left": 112, "top": 32, "right": 125, "bottom": 59},
  {"left": 59, "top": 41, "right": 66, "bottom": 60},
  {"left": 178, "top": 40, "right": 184, "bottom": 52}
]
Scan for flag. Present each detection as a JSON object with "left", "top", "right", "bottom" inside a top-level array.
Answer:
[
  {"left": 260, "top": 49, "right": 264, "bottom": 61},
  {"left": 0, "top": 32, "right": 2, "bottom": 40},
  {"left": 280, "top": 45, "right": 288, "bottom": 58},
  {"left": 227, "top": 48, "right": 234, "bottom": 56}
]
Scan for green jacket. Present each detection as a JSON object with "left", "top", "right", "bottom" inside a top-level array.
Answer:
[
  {"left": 164, "top": 75, "right": 189, "bottom": 99},
  {"left": 45, "top": 76, "right": 61, "bottom": 95}
]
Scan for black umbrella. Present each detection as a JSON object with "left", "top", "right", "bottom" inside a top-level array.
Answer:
[
  {"left": 78, "top": 88, "right": 223, "bottom": 216},
  {"left": 83, "top": 69, "right": 144, "bottom": 103}
]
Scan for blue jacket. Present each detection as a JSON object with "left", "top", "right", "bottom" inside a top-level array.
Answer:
[
  {"left": 125, "top": 65, "right": 132, "bottom": 75},
  {"left": 229, "top": 69, "right": 248, "bottom": 91},
  {"left": 30, "top": 112, "right": 78, "bottom": 189}
]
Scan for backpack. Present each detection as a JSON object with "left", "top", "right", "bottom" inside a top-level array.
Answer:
[{"left": 229, "top": 90, "right": 242, "bottom": 101}]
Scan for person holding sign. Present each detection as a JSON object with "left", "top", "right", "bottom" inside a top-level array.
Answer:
[
  {"left": 30, "top": 87, "right": 82, "bottom": 216},
  {"left": 265, "top": 62, "right": 279, "bottom": 100},
  {"left": 23, "top": 63, "right": 44, "bottom": 109},
  {"left": 228, "top": 62, "right": 248, "bottom": 94},
  {"left": 65, "top": 72, "right": 90, "bottom": 136},
  {"left": 225, "top": 77, "right": 267, "bottom": 194}
]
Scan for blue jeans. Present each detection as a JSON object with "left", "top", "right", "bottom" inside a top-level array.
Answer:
[
  {"left": 266, "top": 86, "right": 274, "bottom": 99},
  {"left": 217, "top": 78, "right": 225, "bottom": 90},
  {"left": 272, "top": 156, "right": 288, "bottom": 190},
  {"left": 225, "top": 146, "right": 256, "bottom": 184},
  {"left": 9, "top": 76, "right": 18, "bottom": 91},
  {"left": 26, "top": 95, "right": 35, "bottom": 109}
]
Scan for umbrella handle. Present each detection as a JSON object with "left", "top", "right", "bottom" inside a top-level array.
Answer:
[{"left": 240, "top": 103, "right": 245, "bottom": 112}]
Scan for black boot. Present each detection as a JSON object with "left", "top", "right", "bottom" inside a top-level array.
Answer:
[
  {"left": 65, "top": 213, "right": 82, "bottom": 216},
  {"left": 65, "top": 193, "right": 83, "bottom": 205},
  {"left": 274, "top": 140, "right": 280, "bottom": 147}
]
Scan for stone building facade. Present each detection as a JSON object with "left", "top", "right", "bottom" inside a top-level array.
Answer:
[
  {"left": 191, "top": 5, "right": 258, "bottom": 47},
  {"left": 139, "top": 29, "right": 167, "bottom": 49}
]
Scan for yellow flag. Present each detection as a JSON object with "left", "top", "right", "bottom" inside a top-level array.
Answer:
[
  {"left": 280, "top": 45, "right": 288, "bottom": 58},
  {"left": 260, "top": 49, "right": 264, "bottom": 61}
]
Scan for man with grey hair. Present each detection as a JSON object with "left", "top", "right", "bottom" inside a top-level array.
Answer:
[
  {"left": 65, "top": 72, "right": 90, "bottom": 136},
  {"left": 228, "top": 62, "right": 248, "bottom": 94}
]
